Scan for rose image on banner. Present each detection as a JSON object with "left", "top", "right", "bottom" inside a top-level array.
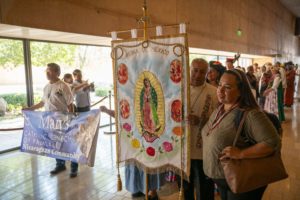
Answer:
[
  {"left": 123, "top": 123, "right": 132, "bottom": 132},
  {"left": 146, "top": 146, "right": 156, "bottom": 157},
  {"left": 170, "top": 59, "right": 182, "bottom": 83},
  {"left": 119, "top": 99, "right": 130, "bottom": 119},
  {"left": 162, "top": 141, "right": 173, "bottom": 152},
  {"left": 171, "top": 100, "right": 182, "bottom": 122},
  {"left": 112, "top": 34, "right": 190, "bottom": 177},
  {"left": 118, "top": 63, "right": 128, "bottom": 84}
]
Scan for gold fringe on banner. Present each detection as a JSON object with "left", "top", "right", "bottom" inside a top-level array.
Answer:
[
  {"left": 123, "top": 159, "right": 189, "bottom": 180},
  {"left": 178, "top": 186, "right": 185, "bottom": 200},
  {"left": 117, "top": 174, "right": 122, "bottom": 191}
]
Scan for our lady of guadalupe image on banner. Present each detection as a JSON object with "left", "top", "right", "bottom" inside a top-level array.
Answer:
[
  {"left": 112, "top": 35, "right": 190, "bottom": 176},
  {"left": 135, "top": 71, "right": 164, "bottom": 143}
]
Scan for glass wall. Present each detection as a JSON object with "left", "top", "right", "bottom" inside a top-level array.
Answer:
[
  {"left": 189, "top": 53, "right": 218, "bottom": 64},
  {"left": 30, "top": 41, "right": 114, "bottom": 126},
  {"left": 0, "top": 38, "right": 26, "bottom": 151},
  {"left": 0, "top": 38, "right": 115, "bottom": 152},
  {"left": 238, "top": 57, "right": 253, "bottom": 69},
  {"left": 190, "top": 53, "right": 253, "bottom": 69},
  {"left": 218, "top": 56, "right": 228, "bottom": 66}
]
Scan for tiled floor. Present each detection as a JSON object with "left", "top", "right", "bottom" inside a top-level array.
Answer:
[
  {"left": 0, "top": 103, "right": 300, "bottom": 200},
  {"left": 0, "top": 131, "right": 22, "bottom": 152},
  {"left": 0, "top": 117, "right": 24, "bottom": 151}
]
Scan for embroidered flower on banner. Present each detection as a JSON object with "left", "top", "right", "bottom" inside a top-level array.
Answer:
[
  {"left": 131, "top": 138, "right": 140, "bottom": 149},
  {"left": 172, "top": 126, "right": 183, "bottom": 136},
  {"left": 162, "top": 141, "right": 173, "bottom": 152},
  {"left": 123, "top": 123, "right": 132, "bottom": 132},
  {"left": 146, "top": 147, "right": 155, "bottom": 157}
]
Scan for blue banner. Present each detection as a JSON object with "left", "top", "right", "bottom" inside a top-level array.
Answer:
[{"left": 21, "top": 110, "right": 101, "bottom": 166}]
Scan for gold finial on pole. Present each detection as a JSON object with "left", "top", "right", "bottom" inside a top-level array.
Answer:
[{"left": 139, "top": 0, "right": 149, "bottom": 41}]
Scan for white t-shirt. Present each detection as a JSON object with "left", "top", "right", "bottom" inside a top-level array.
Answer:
[{"left": 42, "top": 80, "right": 73, "bottom": 112}]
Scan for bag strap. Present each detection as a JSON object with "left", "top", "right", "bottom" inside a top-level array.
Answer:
[{"left": 233, "top": 111, "right": 248, "bottom": 147}]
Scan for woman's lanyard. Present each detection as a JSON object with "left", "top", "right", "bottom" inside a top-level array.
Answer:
[{"left": 207, "top": 104, "right": 238, "bottom": 136}]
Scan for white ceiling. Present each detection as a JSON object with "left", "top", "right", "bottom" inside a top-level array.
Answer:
[{"left": 0, "top": 23, "right": 112, "bottom": 46}]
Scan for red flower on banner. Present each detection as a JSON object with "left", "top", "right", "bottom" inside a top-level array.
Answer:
[
  {"left": 118, "top": 63, "right": 128, "bottom": 84},
  {"left": 123, "top": 123, "right": 132, "bottom": 132},
  {"left": 170, "top": 59, "right": 182, "bottom": 83},
  {"left": 162, "top": 142, "right": 173, "bottom": 152},
  {"left": 119, "top": 99, "right": 130, "bottom": 119},
  {"left": 146, "top": 147, "right": 155, "bottom": 157},
  {"left": 171, "top": 100, "right": 182, "bottom": 122}
]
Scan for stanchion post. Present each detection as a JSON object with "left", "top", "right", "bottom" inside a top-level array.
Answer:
[{"left": 109, "top": 90, "right": 112, "bottom": 132}]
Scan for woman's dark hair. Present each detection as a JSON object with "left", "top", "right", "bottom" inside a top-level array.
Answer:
[
  {"left": 223, "top": 69, "right": 259, "bottom": 110},
  {"left": 73, "top": 69, "right": 82, "bottom": 76},
  {"left": 63, "top": 73, "right": 72, "bottom": 80},
  {"left": 208, "top": 60, "right": 226, "bottom": 84}
]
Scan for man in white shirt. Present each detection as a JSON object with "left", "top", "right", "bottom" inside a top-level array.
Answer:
[
  {"left": 179, "top": 58, "right": 219, "bottom": 200},
  {"left": 24, "top": 63, "right": 78, "bottom": 178}
]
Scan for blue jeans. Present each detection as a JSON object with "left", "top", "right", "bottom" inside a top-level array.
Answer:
[
  {"left": 56, "top": 159, "right": 78, "bottom": 172},
  {"left": 177, "top": 159, "right": 214, "bottom": 200}
]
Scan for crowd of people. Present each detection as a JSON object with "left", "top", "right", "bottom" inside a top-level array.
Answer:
[
  {"left": 100, "top": 58, "right": 298, "bottom": 200},
  {"left": 22, "top": 58, "right": 299, "bottom": 200},
  {"left": 209, "top": 59, "right": 298, "bottom": 123}
]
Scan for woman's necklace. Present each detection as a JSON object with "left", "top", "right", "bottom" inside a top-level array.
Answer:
[{"left": 207, "top": 103, "right": 238, "bottom": 136}]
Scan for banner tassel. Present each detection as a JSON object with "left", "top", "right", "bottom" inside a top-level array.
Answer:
[
  {"left": 117, "top": 173, "right": 122, "bottom": 191},
  {"left": 178, "top": 185, "right": 185, "bottom": 200}
]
